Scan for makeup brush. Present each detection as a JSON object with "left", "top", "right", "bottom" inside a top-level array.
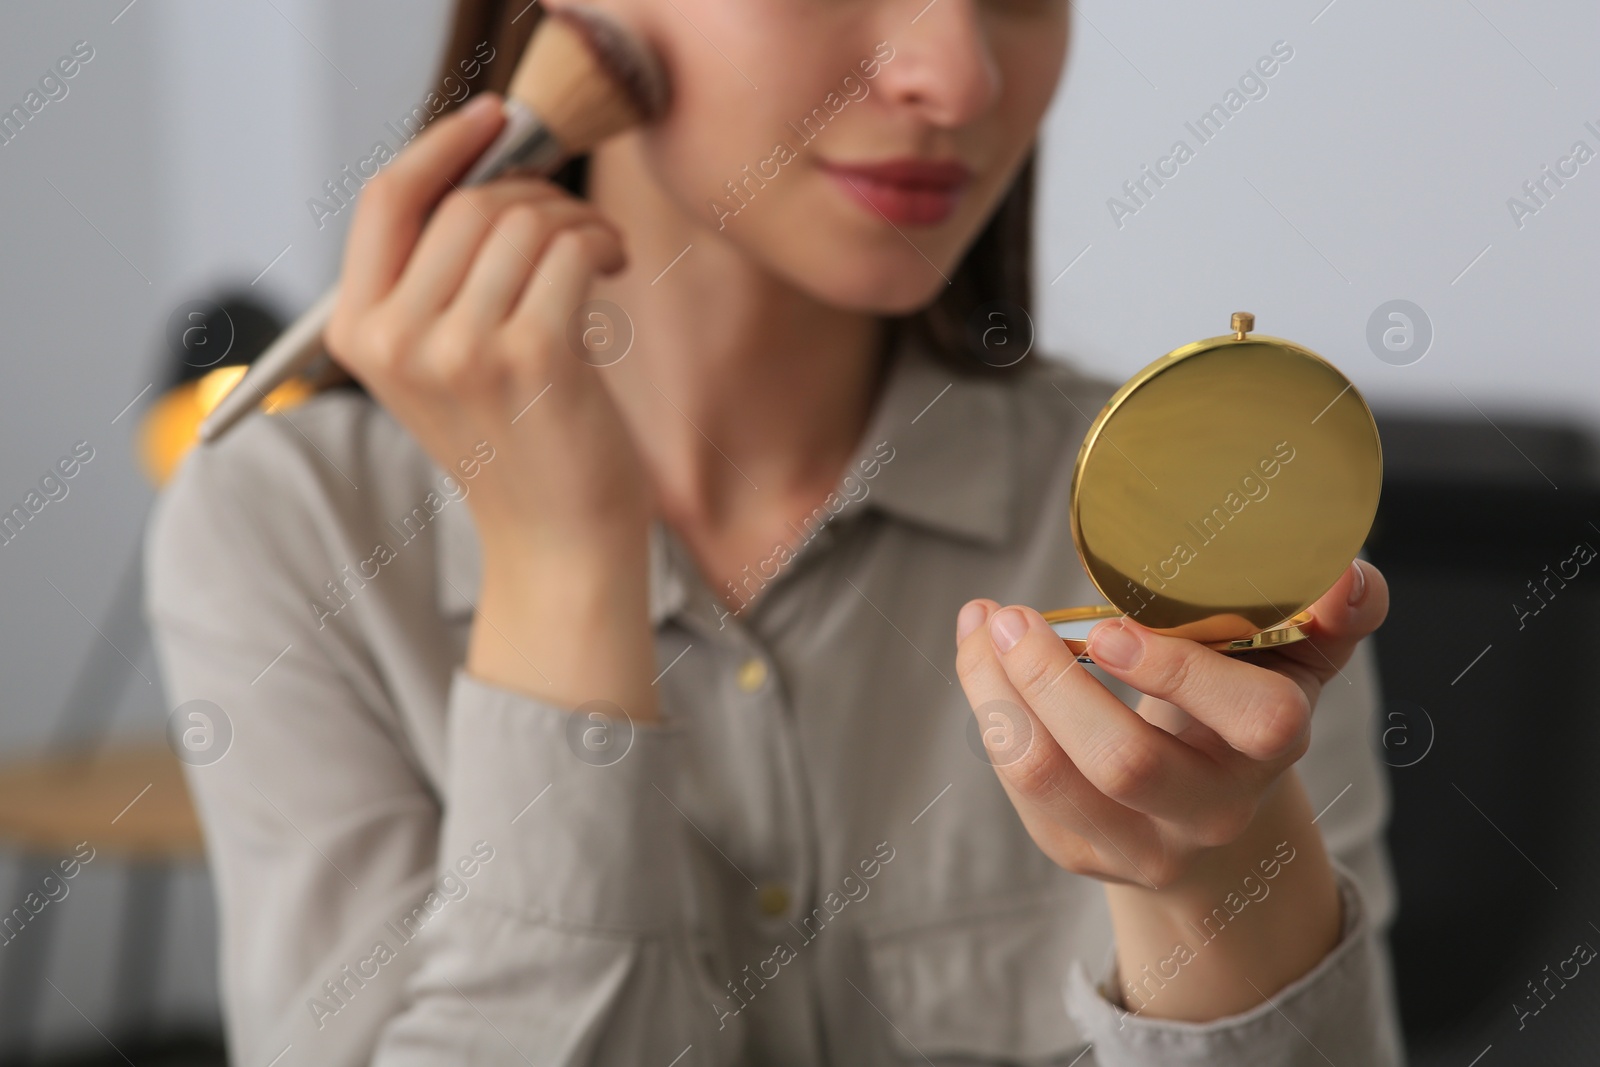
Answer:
[{"left": 198, "top": 4, "right": 668, "bottom": 444}]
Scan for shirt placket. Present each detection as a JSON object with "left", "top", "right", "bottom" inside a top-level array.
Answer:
[{"left": 655, "top": 520, "right": 830, "bottom": 1063}]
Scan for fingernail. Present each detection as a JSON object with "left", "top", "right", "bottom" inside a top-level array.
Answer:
[
  {"left": 1346, "top": 560, "right": 1368, "bottom": 606},
  {"left": 989, "top": 608, "right": 1028, "bottom": 653},
  {"left": 1089, "top": 621, "right": 1143, "bottom": 669},
  {"left": 957, "top": 600, "right": 991, "bottom": 643},
  {"left": 464, "top": 92, "right": 500, "bottom": 118}
]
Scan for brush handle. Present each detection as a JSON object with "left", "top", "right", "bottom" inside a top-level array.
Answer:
[{"left": 198, "top": 99, "right": 562, "bottom": 445}]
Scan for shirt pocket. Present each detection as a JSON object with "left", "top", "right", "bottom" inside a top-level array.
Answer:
[{"left": 858, "top": 888, "right": 1107, "bottom": 1064}]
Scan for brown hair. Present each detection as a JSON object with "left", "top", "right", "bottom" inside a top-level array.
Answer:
[{"left": 426, "top": 0, "right": 1038, "bottom": 377}]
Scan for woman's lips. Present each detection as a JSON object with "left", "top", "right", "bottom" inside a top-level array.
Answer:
[{"left": 819, "top": 158, "right": 973, "bottom": 227}]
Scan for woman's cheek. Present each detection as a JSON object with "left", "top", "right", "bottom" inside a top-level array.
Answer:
[
  {"left": 998, "top": 16, "right": 1071, "bottom": 116},
  {"left": 638, "top": 58, "right": 827, "bottom": 232},
  {"left": 640, "top": 110, "right": 772, "bottom": 234}
]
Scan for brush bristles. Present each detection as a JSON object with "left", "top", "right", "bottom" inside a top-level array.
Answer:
[{"left": 507, "top": 5, "right": 668, "bottom": 155}]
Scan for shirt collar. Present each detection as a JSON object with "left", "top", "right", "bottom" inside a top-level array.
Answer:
[
  {"left": 434, "top": 328, "right": 1017, "bottom": 627},
  {"left": 844, "top": 326, "right": 1017, "bottom": 548}
]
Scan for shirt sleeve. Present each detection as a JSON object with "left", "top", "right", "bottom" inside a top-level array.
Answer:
[
  {"left": 1060, "top": 636, "right": 1405, "bottom": 1066},
  {"left": 370, "top": 668, "right": 728, "bottom": 1064},
  {"left": 1063, "top": 862, "right": 1400, "bottom": 1066},
  {"left": 142, "top": 414, "right": 742, "bottom": 1066}
]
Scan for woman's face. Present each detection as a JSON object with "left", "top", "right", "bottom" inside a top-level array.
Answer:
[{"left": 583, "top": 0, "right": 1070, "bottom": 313}]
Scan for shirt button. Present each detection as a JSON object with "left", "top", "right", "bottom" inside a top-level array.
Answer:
[
  {"left": 737, "top": 657, "right": 768, "bottom": 693},
  {"left": 757, "top": 884, "right": 790, "bottom": 917}
]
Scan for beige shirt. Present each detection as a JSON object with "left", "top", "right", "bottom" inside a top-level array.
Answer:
[{"left": 143, "top": 329, "right": 1404, "bottom": 1066}]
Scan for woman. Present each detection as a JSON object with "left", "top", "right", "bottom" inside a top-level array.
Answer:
[{"left": 144, "top": 0, "right": 1403, "bottom": 1063}]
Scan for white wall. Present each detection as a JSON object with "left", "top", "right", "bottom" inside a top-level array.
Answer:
[
  {"left": 155, "top": 0, "right": 457, "bottom": 316},
  {"left": 1036, "top": 0, "right": 1600, "bottom": 433}
]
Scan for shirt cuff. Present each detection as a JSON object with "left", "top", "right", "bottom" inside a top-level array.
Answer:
[
  {"left": 1062, "top": 862, "right": 1402, "bottom": 1067},
  {"left": 437, "top": 666, "right": 691, "bottom": 935}
]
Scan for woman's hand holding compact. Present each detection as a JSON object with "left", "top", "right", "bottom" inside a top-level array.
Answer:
[
  {"left": 954, "top": 559, "right": 1389, "bottom": 1021},
  {"left": 323, "top": 92, "right": 659, "bottom": 716}
]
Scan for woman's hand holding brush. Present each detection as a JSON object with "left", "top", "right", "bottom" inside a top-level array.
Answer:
[{"left": 324, "top": 93, "right": 661, "bottom": 719}]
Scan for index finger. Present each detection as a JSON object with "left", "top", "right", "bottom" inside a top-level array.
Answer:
[
  {"left": 1085, "top": 616, "right": 1313, "bottom": 763},
  {"left": 1082, "top": 560, "right": 1389, "bottom": 761},
  {"left": 1256, "top": 557, "right": 1390, "bottom": 686},
  {"left": 339, "top": 92, "right": 507, "bottom": 311}
]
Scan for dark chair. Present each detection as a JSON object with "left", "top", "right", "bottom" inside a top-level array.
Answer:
[{"left": 1365, "top": 409, "right": 1600, "bottom": 1064}]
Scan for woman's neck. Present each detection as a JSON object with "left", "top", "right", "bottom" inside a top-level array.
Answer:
[{"left": 584, "top": 132, "right": 888, "bottom": 550}]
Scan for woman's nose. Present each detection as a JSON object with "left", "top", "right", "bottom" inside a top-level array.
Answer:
[{"left": 876, "top": 0, "right": 1002, "bottom": 128}]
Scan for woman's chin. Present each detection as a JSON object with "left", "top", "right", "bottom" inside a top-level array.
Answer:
[
  {"left": 772, "top": 245, "right": 957, "bottom": 316},
  {"left": 813, "top": 274, "right": 948, "bottom": 316}
]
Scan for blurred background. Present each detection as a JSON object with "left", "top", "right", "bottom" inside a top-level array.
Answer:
[{"left": 0, "top": 0, "right": 1595, "bottom": 1063}]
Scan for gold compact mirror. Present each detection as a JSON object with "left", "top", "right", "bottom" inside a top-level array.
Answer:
[{"left": 1045, "top": 313, "right": 1382, "bottom": 663}]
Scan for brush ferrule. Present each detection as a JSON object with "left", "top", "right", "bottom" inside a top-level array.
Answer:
[{"left": 462, "top": 98, "right": 569, "bottom": 186}]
